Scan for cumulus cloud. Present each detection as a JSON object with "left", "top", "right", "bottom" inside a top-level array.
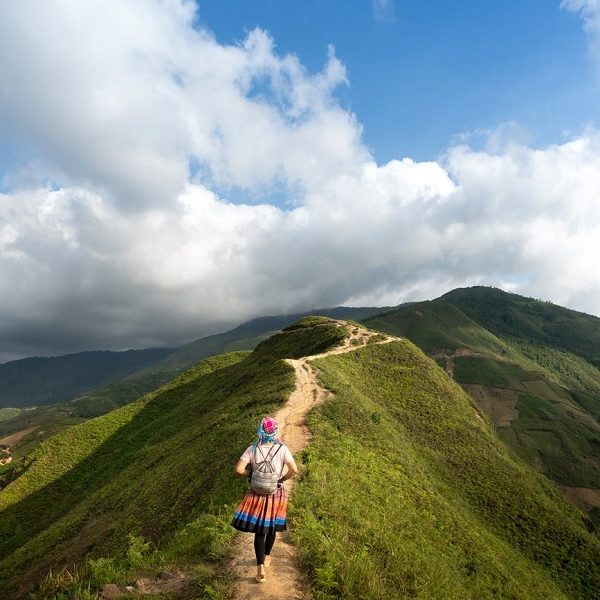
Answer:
[
  {"left": 1, "top": 1, "right": 600, "bottom": 360},
  {"left": 0, "top": 1, "right": 363, "bottom": 208},
  {"left": 563, "top": 0, "right": 600, "bottom": 71}
]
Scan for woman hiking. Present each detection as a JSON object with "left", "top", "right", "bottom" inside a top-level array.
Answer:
[{"left": 232, "top": 415, "right": 299, "bottom": 583}]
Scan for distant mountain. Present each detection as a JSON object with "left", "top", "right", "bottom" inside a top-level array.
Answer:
[
  {"left": 0, "top": 348, "right": 172, "bottom": 409},
  {"left": 441, "top": 286, "right": 600, "bottom": 368},
  {"left": 365, "top": 287, "right": 600, "bottom": 526},
  {"left": 69, "top": 306, "right": 388, "bottom": 416},
  {"left": 1, "top": 318, "right": 597, "bottom": 599},
  {"left": 0, "top": 306, "right": 387, "bottom": 461}
]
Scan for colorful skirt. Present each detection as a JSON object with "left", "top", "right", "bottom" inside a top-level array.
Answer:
[{"left": 231, "top": 485, "right": 289, "bottom": 534}]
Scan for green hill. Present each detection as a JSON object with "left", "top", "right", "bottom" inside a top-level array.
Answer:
[
  {"left": 441, "top": 286, "right": 600, "bottom": 368},
  {"left": 365, "top": 300, "right": 520, "bottom": 358},
  {"left": 74, "top": 306, "right": 387, "bottom": 415},
  {"left": 364, "top": 289, "right": 600, "bottom": 528},
  {"left": 293, "top": 340, "right": 599, "bottom": 599},
  {"left": 0, "top": 307, "right": 385, "bottom": 473},
  {"left": 0, "top": 349, "right": 172, "bottom": 409},
  {"left": 0, "top": 318, "right": 598, "bottom": 599}
]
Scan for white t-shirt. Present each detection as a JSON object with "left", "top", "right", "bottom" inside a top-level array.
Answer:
[{"left": 240, "top": 442, "right": 295, "bottom": 476}]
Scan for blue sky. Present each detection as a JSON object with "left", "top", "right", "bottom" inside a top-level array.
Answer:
[
  {"left": 197, "top": 0, "right": 598, "bottom": 162},
  {"left": 1, "top": 0, "right": 600, "bottom": 359}
]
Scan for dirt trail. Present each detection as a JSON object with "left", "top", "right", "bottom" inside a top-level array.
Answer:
[{"left": 230, "top": 322, "right": 398, "bottom": 600}]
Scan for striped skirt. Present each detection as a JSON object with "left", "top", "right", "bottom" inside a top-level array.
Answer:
[{"left": 231, "top": 485, "right": 289, "bottom": 534}]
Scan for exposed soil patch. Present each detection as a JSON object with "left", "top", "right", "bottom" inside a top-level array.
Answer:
[
  {"left": 0, "top": 425, "right": 39, "bottom": 447},
  {"left": 430, "top": 348, "right": 481, "bottom": 377},
  {"left": 99, "top": 570, "right": 198, "bottom": 599},
  {"left": 559, "top": 485, "right": 600, "bottom": 514},
  {"left": 454, "top": 348, "right": 481, "bottom": 357},
  {"left": 460, "top": 384, "right": 519, "bottom": 426},
  {"left": 521, "top": 380, "right": 600, "bottom": 431}
]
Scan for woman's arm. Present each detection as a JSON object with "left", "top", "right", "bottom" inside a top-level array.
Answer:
[
  {"left": 235, "top": 459, "right": 250, "bottom": 476},
  {"left": 280, "top": 459, "right": 299, "bottom": 482}
]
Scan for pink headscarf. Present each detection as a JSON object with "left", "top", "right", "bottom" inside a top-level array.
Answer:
[{"left": 257, "top": 415, "right": 279, "bottom": 443}]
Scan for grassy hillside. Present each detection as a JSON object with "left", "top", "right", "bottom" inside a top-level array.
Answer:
[
  {"left": 0, "top": 349, "right": 172, "bottom": 409},
  {"left": 74, "top": 306, "right": 386, "bottom": 413},
  {"left": 0, "top": 318, "right": 346, "bottom": 599},
  {"left": 0, "top": 308, "right": 384, "bottom": 471},
  {"left": 364, "top": 290, "right": 600, "bottom": 526},
  {"left": 2, "top": 317, "right": 599, "bottom": 599},
  {"left": 442, "top": 286, "right": 600, "bottom": 368},
  {"left": 0, "top": 409, "right": 23, "bottom": 422},
  {"left": 292, "top": 341, "right": 600, "bottom": 599},
  {"left": 365, "top": 301, "right": 518, "bottom": 359}
]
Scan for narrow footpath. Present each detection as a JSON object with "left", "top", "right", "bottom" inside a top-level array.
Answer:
[{"left": 229, "top": 322, "right": 397, "bottom": 600}]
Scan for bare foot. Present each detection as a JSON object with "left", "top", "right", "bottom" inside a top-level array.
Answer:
[{"left": 264, "top": 555, "right": 272, "bottom": 567}]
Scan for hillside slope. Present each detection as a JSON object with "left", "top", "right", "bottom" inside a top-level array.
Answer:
[
  {"left": 0, "top": 348, "right": 172, "bottom": 409},
  {"left": 364, "top": 290, "right": 600, "bottom": 528},
  {"left": 292, "top": 340, "right": 600, "bottom": 599},
  {"left": 442, "top": 286, "right": 600, "bottom": 367},
  {"left": 0, "top": 307, "right": 385, "bottom": 473},
  {"left": 0, "top": 318, "right": 598, "bottom": 599},
  {"left": 73, "top": 306, "right": 387, "bottom": 415},
  {"left": 0, "top": 318, "right": 347, "bottom": 598}
]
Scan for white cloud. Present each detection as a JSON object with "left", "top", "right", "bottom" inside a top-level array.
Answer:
[
  {"left": 1, "top": 1, "right": 600, "bottom": 360},
  {"left": 563, "top": 0, "right": 600, "bottom": 71},
  {"left": 0, "top": 1, "right": 364, "bottom": 208},
  {"left": 4, "top": 131, "right": 600, "bottom": 359}
]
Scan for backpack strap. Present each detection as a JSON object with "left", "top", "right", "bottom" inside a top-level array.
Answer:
[
  {"left": 269, "top": 442, "right": 283, "bottom": 462},
  {"left": 253, "top": 442, "right": 281, "bottom": 465},
  {"left": 268, "top": 443, "right": 284, "bottom": 478},
  {"left": 253, "top": 443, "right": 264, "bottom": 466}
]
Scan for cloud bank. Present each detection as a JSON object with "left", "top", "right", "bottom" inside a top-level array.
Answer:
[{"left": 1, "top": 0, "right": 600, "bottom": 360}]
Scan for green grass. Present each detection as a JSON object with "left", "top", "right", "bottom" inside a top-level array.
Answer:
[
  {"left": 452, "top": 357, "right": 537, "bottom": 389},
  {"left": 291, "top": 341, "right": 600, "bottom": 599},
  {"left": 451, "top": 354, "right": 600, "bottom": 488},
  {"left": 3, "top": 318, "right": 600, "bottom": 599},
  {"left": 0, "top": 407, "right": 86, "bottom": 466},
  {"left": 0, "top": 319, "right": 348, "bottom": 598},
  {"left": 442, "top": 286, "right": 600, "bottom": 368},
  {"left": 34, "top": 525, "right": 234, "bottom": 600},
  {"left": 283, "top": 316, "right": 338, "bottom": 330},
  {"left": 506, "top": 393, "right": 600, "bottom": 488},
  {"left": 365, "top": 291, "right": 600, "bottom": 497},
  {"left": 512, "top": 342, "right": 600, "bottom": 418},
  {"left": 253, "top": 317, "right": 347, "bottom": 360},
  {"left": 364, "top": 301, "right": 519, "bottom": 359},
  {"left": 0, "top": 408, "right": 23, "bottom": 422},
  {"left": 0, "top": 350, "right": 284, "bottom": 597}
]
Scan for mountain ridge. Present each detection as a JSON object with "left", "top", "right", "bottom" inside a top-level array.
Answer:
[
  {"left": 364, "top": 286, "right": 600, "bottom": 528},
  {"left": 0, "top": 317, "right": 598, "bottom": 599}
]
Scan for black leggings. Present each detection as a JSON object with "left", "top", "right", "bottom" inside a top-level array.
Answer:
[{"left": 254, "top": 530, "right": 277, "bottom": 565}]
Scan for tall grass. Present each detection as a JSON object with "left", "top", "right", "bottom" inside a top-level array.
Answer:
[{"left": 291, "top": 341, "right": 600, "bottom": 599}]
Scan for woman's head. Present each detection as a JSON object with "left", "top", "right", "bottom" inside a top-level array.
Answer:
[{"left": 257, "top": 415, "right": 279, "bottom": 443}]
